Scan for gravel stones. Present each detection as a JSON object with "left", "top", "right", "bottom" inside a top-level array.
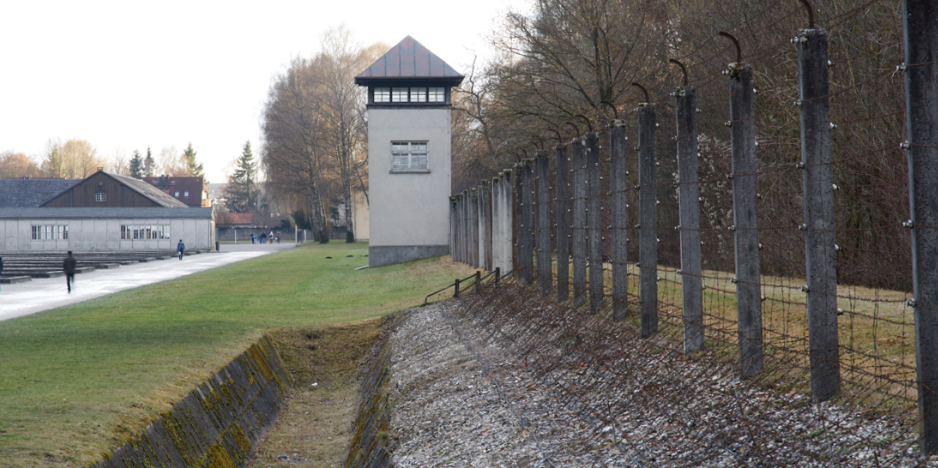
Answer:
[{"left": 383, "top": 295, "right": 938, "bottom": 467}]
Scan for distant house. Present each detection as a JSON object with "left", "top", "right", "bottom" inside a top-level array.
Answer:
[
  {"left": 141, "top": 176, "right": 209, "bottom": 207},
  {"left": 42, "top": 171, "right": 189, "bottom": 208},
  {"left": 0, "top": 170, "right": 214, "bottom": 252}
]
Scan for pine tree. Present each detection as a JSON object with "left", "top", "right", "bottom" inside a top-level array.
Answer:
[
  {"left": 182, "top": 143, "right": 203, "bottom": 178},
  {"left": 129, "top": 150, "right": 143, "bottom": 178},
  {"left": 223, "top": 141, "right": 258, "bottom": 213},
  {"left": 144, "top": 147, "right": 154, "bottom": 177}
]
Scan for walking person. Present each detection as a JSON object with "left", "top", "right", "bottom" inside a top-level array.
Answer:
[
  {"left": 177, "top": 239, "right": 185, "bottom": 260},
  {"left": 0, "top": 256, "right": 4, "bottom": 295},
  {"left": 63, "top": 251, "right": 77, "bottom": 293}
]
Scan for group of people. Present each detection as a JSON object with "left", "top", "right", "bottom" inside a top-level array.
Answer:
[{"left": 250, "top": 231, "right": 278, "bottom": 244}]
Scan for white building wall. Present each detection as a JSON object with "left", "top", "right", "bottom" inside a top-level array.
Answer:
[
  {"left": 352, "top": 189, "right": 370, "bottom": 242},
  {"left": 368, "top": 107, "right": 451, "bottom": 261},
  {"left": 0, "top": 217, "right": 214, "bottom": 252}
]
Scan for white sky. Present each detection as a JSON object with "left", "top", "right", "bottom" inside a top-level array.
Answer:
[{"left": 0, "top": 0, "right": 527, "bottom": 183}]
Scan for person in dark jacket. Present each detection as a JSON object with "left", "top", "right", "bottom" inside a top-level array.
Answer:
[
  {"left": 177, "top": 240, "right": 185, "bottom": 260},
  {"left": 63, "top": 251, "right": 77, "bottom": 293},
  {"left": 0, "top": 256, "right": 4, "bottom": 294}
]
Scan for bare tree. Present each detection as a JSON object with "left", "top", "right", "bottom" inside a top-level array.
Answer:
[
  {"left": 40, "top": 139, "right": 106, "bottom": 179},
  {"left": 109, "top": 147, "right": 130, "bottom": 175},
  {"left": 0, "top": 151, "right": 42, "bottom": 178},
  {"left": 318, "top": 27, "right": 385, "bottom": 242},
  {"left": 262, "top": 58, "right": 334, "bottom": 242}
]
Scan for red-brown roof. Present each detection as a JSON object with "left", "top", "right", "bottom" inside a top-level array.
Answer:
[
  {"left": 355, "top": 36, "right": 463, "bottom": 85},
  {"left": 215, "top": 212, "right": 254, "bottom": 226},
  {"left": 141, "top": 176, "right": 204, "bottom": 207}
]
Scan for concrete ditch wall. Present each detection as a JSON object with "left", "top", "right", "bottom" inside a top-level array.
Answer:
[
  {"left": 345, "top": 338, "right": 393, "bottom": 468},
  {"left": 88, "top": 335, "right": 292, "bottom": 468}
]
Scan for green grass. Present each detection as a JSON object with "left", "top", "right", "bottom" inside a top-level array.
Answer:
[{"left": 0, "top": 242, "right": 475, "bottom": 467}]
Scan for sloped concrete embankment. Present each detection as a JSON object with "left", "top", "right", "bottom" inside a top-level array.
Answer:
[
  {"left": 345, "top": 337, "right": 393, "bottom": 468},
  {"left": 89, "top": 335, "right": 292, "bottom": 468}
]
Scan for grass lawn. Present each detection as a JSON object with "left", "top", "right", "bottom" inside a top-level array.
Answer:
[{"left": 0, "top": 242, "right": 475, "bottom": 467}]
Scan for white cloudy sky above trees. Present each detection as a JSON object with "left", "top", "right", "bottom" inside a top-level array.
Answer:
[{"left": 0, "top": 0, "right": 525, "bottom": 183}]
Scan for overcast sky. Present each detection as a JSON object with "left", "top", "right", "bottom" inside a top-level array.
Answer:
[{"left": 0, "top": 0, "right": 527, "bottom": 183}]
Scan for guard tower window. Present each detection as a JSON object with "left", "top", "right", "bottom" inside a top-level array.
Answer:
[
  {"left": 391, "top": 141, "right": 429, "bottom": 172},
  {"left": 428, "top": 87, "right": 445, "bottom": 102},
  {"left": 410, "top": 87, "right": 427, "bottom": 102},
  {"left": 374, "top": 87, "right": 390, "bottom": 102},
  {"left": 392, "top": 87, "right": 408, "bottom": 102}
]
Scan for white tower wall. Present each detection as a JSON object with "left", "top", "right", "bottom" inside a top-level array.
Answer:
[{"left": 367, "top": 107, "right": 451, "bottom": 266}]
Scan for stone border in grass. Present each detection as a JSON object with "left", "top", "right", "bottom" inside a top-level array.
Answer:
[{"left": 88, "top": 335, "right": 293, "bottom": 468}]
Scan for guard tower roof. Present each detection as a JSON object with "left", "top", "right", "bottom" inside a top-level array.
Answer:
[{"left": 355, "top": 36, "right": 464, "bottom": 87}]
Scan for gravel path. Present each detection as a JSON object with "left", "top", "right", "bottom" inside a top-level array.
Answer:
[{"left": 383, "top": 299, "right": 938, "bottom": 467}]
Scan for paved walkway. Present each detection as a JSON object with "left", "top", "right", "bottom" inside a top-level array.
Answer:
[{"left": 0, "top": 242, "right": 297, "bottom": 322}]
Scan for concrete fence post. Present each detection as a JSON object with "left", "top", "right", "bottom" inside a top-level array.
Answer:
[
  {"left": 477, "top": 185, "right": 487, "bottom": 269},
  {"left": 586, "top": 132, "right": 604, "bottom": 313},
  {"left": 555, "top": 143, "right": 571, "bottom": 302},
  {"left": 459, "top": 192, "right": 467, "bottom": 264},
  {"left": 676, "top": 85, "right": 704, "bottom": 352},
  {"left": 465, "top": 190, "right": 472, "bottom": 267},
  {"left": 492, "top": 178, "right": 501, "bottom": 271},
  {"left": 902, "top": 0, "right": 938, "bottom": 455},
  {"left": 450, "top": 197, "right": 457, "bottom": 261},
  {"left": 728, "top": 61, "right": 764, "bottom": 378},
  {"left": 503, "top": 170, "right": 514, "bottom": 274},
  {"left": 638, "top": 103, "right": 659, "bottom": 338},
  {"left": 453, "top": 195, "right": 459, "bottom": 262},
  {"left": 469, "top": 187, "right": 479, "bottom": 268},
  {"left": 610, "top": 121, "right": 630, "bottom": 321},
  {"left": 484, "top": 182, "right": 493, "bottom": 271},
  {"left": 536, "top": 149, "right": 553, "bottom": 296},
  {"left": 514, "top": 165, "right": 523, "bottom": 275},
  {"left": 522, "top": 160, "right": 535, "bottom": 285},
  {"left": 474, "top": 187, "right": 482, "bottom": 268},
  {"left": 798, "top": 26, "right": 840, "bottom": 402},
  {"left": 572, "top": 138, "right": 588, "bottom": 307}
]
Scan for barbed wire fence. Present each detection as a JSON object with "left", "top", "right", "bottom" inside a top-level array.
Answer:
[{"left": 446, "top": 0, "right": 938, "bottom": 464}]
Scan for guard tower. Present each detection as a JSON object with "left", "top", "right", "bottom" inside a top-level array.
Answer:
[{"left": 355, "top": 36, "right": 464, "bottom": 267}]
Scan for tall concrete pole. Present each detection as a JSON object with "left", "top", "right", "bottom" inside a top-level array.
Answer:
[
  {"left": 586, "top": 132, "right": 604, "bottom": 313},
  {"left": 727, "top": 53, "right": 764, "bottom": 378},
  {"left": 572, "top": 139, "right": 588, "bottom": 307},
  {"left": 610, "top": 122, "right": 629, "bottom": 321},
  {"left": 675, "top": 82, "right": 704, "bottom": 353},
  {"left": 798, "top": 26, "right": 840, "bottom": 402},
  {"left": 536, "top": 150, "right": 553, "bottom": 296},
  {"left": 902, "top": 0, "right": 938, "bottom": 455},
  {"left": 637, "top": 103, "right": 658, "bottom": 338},
  {"left": 555, "top": 144, "right": 571, "bottom": 302},
  {"left": 521, "top": 160, "right": 535, "bottom": 285}
]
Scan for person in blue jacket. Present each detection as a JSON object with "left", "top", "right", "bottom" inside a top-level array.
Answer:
[{"left": 177, "top": 239, "right": 185, "bottom": 260}]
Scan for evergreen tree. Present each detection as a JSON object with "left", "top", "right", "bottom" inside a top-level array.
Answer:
[
  {"left": 39, "top": 142, "right": 63, "bottom": 178},
  {"left": 223, "top": 141, "right": 258, "bottom": 213},
  {"left": 129, "top": 150, "right": 143, "bottom": 178},
  {"left": 144, "top": 147, "right": 154, "bottom": 177},
  {"left": 182, "top": 143, "right": 203, "bottom": 178}
]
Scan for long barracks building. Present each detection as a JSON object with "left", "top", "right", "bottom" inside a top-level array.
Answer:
[{"left": 0, "top": 170, "right": 214, "bottom": 252}]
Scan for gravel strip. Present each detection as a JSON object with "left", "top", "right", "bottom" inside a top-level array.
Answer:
[{"left": 384, "top": 300, "right": 938, "bottom": 467}]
